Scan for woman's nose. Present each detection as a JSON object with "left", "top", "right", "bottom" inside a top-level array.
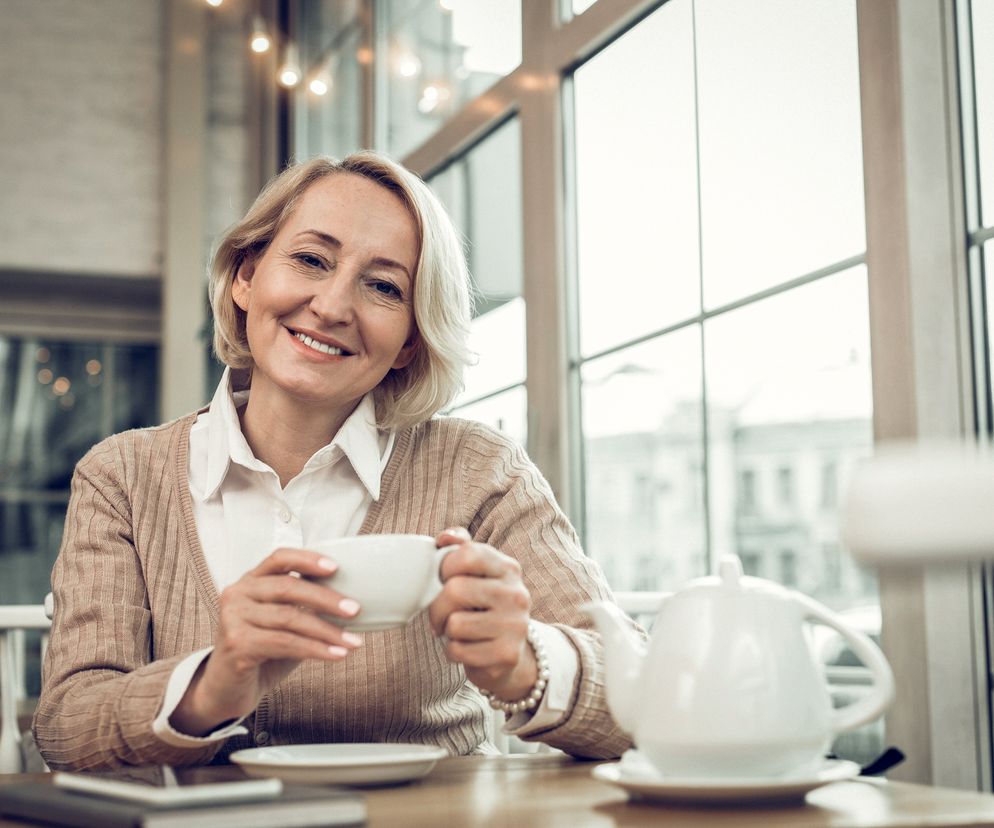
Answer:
[{"left": 308, "top": 274, "right": 356, "bottom": 323}]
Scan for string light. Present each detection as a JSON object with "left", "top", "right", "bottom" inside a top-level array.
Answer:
[
  {"left": 250, "top": 16, "right": 271, "bottom": 53},
  {"left": 418, "top": 82, "right": 451, "bottom": 114},
  {"left": 309, "top": 75, "right": 330, "bottom": 96},
  {"left": 395, "top": 48, "right": 422, "bottom": 78},
  {"left": 278, "top": 44, "right": 301, "bottom": 87}
]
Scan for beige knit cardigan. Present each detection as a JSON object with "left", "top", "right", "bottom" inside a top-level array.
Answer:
[{"left": 33, "top": 413, "right": 635, "bottom": 771}]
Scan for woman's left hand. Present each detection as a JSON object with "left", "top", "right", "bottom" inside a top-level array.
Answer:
[{"left": 428, "top": 527, "right": 538, "bottom": 702}]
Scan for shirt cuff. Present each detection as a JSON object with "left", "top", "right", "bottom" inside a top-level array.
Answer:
[
  {"left": 502, "top": 622, "right": 578, "bottom": 736},
  {"left": 152, "top": 647, "right": 250, "bottom": 747}
]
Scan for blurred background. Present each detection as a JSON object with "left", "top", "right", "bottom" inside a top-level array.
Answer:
[{"left": 0, "top": 0, "right": 992, "bottom": 788}]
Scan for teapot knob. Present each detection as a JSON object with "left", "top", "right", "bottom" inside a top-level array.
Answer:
[{"left": 718, "top": 554, "right": 744, "bottom": 586}]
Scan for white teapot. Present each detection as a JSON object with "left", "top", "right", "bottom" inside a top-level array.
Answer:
[{"left": 584, "top": 556, "right": 894, "bottom": 779}]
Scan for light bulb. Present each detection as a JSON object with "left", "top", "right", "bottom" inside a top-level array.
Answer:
[
  {"left": 205, "top": 0, "right": 223, "bottom": 7},
  {"left": 278, "top": 44, "right": 301, "bottom": 87},
  {"left": 417, "top": 82, "right": 451, "bottom": 114},
  {"left": 418, "top": 85, "right": 440, "bottom": 113},
  {"left": 309, "top": 77, "right": 330, "bottom": 95},
  {"left": 396, "top": 51, "right": 421, "bottom": 78},
  {"left": 250, "top": 16, "right": 271, "bottom": 53}
]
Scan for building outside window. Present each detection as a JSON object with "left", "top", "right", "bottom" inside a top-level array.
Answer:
[{"left": 572, "top": 0, "right": 874, "bottom": 612}]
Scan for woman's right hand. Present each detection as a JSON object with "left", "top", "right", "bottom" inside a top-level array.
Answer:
[{"left": 169, "top": 548, "right": 363, "bottom": 736}]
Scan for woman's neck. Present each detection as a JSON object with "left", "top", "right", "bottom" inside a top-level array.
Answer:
[{"left": 237, "top": 387, "right": 356, "bottom": 488}]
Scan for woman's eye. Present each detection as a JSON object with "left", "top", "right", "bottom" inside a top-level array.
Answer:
[
  {"left": 371, "top": 280, "right": 403, "bottom": 299},
  {"left": 295, "top": 252, "right": 325, "bottom": 268}
]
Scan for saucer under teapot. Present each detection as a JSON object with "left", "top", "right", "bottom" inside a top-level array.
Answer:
[{"left": 584, "top": 555, "right": 894, "bottom": 780}]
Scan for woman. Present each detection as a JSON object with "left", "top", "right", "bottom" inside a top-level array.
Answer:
[{"left": 34, "top": 152, "right": 635, "bottom": 770}]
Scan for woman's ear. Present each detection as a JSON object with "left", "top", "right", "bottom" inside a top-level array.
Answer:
[
  {"left": 392, "top": 331, "right": 419, "bottom": 370},
  {"left": 231, "top": 258, "right": 255, "bottom": 312}
]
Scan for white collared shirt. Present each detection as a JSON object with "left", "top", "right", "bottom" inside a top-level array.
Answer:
[{"left": 152, "top": 369, "right": 577, "bottom": 747}]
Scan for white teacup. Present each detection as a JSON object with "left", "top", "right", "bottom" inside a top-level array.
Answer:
[{"left": 310, "top": 534, "right": 454, "bottom": 631}]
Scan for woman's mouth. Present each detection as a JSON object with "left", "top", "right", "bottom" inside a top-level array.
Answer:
[{"left": 288, "top": 328, "right": 352, "bottom": 356}]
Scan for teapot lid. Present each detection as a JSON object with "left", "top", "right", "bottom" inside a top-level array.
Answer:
[{"left": 680, "top": 554, "right": 792, "bottom": 600}]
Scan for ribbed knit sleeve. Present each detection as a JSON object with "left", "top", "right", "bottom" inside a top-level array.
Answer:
[
  {"left": 454, "top": 421, "right": 640, "bottom": 759},
  {"left": 33, "top": 432, "right": 223, "bottom": 771}
]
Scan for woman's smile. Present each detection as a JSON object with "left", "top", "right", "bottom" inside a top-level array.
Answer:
[{"left": 285, "top": 326, "right": 352, "bottom": 359}]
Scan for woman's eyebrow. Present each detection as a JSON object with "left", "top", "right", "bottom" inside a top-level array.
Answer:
[{"left": 292, "top": 229, "right": 411, "bottom": 279}]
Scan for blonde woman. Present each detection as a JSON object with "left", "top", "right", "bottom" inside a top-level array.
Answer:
[{"left": 34, "top": 152, "right": 635, "bottom": 770}]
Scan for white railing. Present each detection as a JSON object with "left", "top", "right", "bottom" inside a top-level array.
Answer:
[{"left": 0, "top": 596, "right": 53, "bottom": 773}]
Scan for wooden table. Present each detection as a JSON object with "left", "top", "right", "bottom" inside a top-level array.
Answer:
[{"left": 4, "top": 754, "right": 994, "bottom": 827}]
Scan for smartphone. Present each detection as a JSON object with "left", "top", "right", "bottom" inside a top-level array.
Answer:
[{"left": 53, "top": 769, "right": 282, "bottom": 808}]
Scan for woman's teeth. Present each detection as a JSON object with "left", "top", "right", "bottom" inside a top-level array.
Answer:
[{"left": 294, "top": 332, "right": 344, "bottom": 356}]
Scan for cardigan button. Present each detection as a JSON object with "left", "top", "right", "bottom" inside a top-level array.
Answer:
[{"left": 255, "top": 731, "right": 270, "bottom": 745}]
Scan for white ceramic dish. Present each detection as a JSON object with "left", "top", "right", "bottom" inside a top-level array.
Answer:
[
  {"left": 230, "top": 743, "right": 448, "bottom": 787},
  {"left": 592, "top": 752, "right": 861, "bottom": 805}
]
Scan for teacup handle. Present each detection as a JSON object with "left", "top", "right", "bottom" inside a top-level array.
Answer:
[
  {"left": 420, "top": 544, "right": 461, "bottom": 608},
  {"left": 793, "top": 592, "right": 896, "bottom": 733}
]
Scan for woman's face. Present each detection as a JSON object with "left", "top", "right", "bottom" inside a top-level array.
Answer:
[{"left": 232, "top": 173, "right": 419, "bottom": 414}]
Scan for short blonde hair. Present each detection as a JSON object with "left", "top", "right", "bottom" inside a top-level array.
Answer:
[{"left": 209, "top": 151, "right": 473, "bottom": 430}]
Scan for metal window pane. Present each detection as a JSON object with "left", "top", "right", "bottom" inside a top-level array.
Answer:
[
  {"left": 573, "top": 0, "right": 699, "bottom": 357},
  {"left": 431, "top": 119, "right": 525, "bottom": 405},
  {"left": 295, "top": 0, "right": 365, "bottom": 159},
  {"left": 704, "top": 267, "right": 875, "bottom": 612},
  {"left": 696, "top": 0, "right": 865, "bottom": 308},
  {"left": 448, "top": 384, "right": 527, "bottom": 447},
  {"left": 0, "top": 336, "right": 158, "bottom": 610},
  {"left": 580, "top": 326, "right": 706, "bottom": 591},
  {"left": 0, "top": 338, "right": 105, "bottom": 491},
  {"left": 974, "top": 0, "right": 994, "bottom": 228},
  {"left": 377, "top": 0, "right": 521, "bottom": 158}
]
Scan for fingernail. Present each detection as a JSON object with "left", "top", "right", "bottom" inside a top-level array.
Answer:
[
  {"left": 339, "top": 598, "right": 361, "bottom": 616},
  {"left": 446, "top": 527, "right": 470, "bottom": 539},
  {"left": 342, "top": 632, "right": 364, "bottom": 647},
  {"left": 328, "top": 645, "right": 348, "bottom": 658},
  {"left": 319, "top": 557, "right": 337, "bottom": 572}
]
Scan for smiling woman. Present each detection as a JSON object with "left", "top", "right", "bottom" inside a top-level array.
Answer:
[
  {"left": 230, "top": 174, "right": 420, "bottom": 454},
  {"left": 32, "top": 151, "right": 640, "bottom": 771}
]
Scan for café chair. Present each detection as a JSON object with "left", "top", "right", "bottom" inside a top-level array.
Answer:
[{"left": 0, "top": 593, "right": 53, "bottom": 773}]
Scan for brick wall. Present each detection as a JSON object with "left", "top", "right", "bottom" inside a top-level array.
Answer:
[
  {"left": 0, "top": 0, "right": 164, "bottom": 276},
  {"left": 0, "top": 0, "right": 252, "bottom": 280}
]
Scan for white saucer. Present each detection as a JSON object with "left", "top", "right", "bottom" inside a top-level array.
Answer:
[
  {"left": 592, "top": 752, "right": 862, "bottom": 805},
  {"left": 230, "top": 743, "right": 448, "bottom": 787}
]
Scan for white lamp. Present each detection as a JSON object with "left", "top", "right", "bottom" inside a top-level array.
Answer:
[{"left": 841, "top": 440, "right": 994, "bottom": 563}]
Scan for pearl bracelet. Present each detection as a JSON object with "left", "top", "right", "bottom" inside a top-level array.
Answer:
[{"left": 478, "top": 621, "right": 550, "bottom": 715}]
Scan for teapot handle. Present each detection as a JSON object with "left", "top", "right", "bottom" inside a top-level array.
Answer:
[{"left": 793, "top": 592, "right": 895, "bottom": 733}]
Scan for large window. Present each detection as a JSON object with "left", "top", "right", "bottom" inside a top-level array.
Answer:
[
  {"left": 0, "top": 337, "right": 158, "bottom": 606},
  {"left": 571, "top": 0, "right": 873, "bottom": 610},
  {"left": 429, "top": 118, "right": 526, "bottom": 445},
  {"left": 294, "top": 1, "right": 366, "bottom": 159},
  {"left": 374, "top": 0, "right": 521, "bottom": 158}
]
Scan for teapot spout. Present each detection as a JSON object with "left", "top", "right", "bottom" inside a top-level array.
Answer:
[{"left": 582, "top": 601, "right": 646, "bottom": 735}]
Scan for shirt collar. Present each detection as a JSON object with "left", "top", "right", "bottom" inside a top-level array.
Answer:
[{"left": 202, "top": 368, "right": 386, "bottom": 501}]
